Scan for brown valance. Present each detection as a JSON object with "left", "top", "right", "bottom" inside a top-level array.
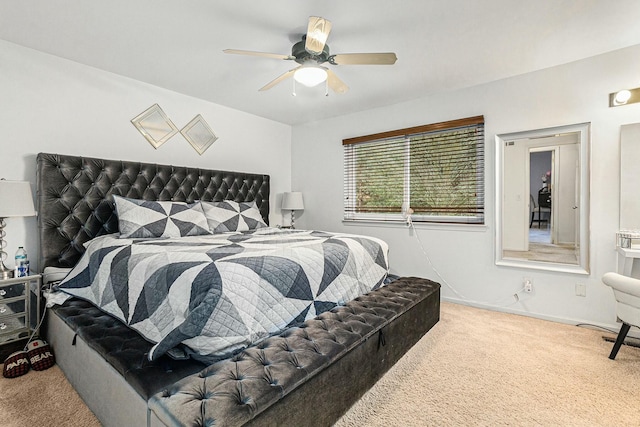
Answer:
[{"left": 342, "top": 115, "right": 484, "bottom": 146}]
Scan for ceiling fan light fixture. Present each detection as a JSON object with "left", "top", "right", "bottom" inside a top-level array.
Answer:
[{"left": 294, "top": 66, "right": 327, "bottom": 87}]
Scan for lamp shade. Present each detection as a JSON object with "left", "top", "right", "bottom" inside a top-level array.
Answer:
[
  {"left": 294, "top": 67, "right": 327, "bottom": 87},
  {"left": 282, "top": 192, "right": 304, "bottom": 211},
  {"left": 0, "top": 180, "right": 36, "bottom": 217}
]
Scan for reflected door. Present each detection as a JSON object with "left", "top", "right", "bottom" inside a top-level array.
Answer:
[{"left": 496, "top": 122, "right": 590, "bottom": 274}]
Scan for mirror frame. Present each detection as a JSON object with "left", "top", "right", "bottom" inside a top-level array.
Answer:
[
  {"left": 130, "top": 103, "right": 179, "bottom": 149},
  {"left": 495, "top": 122, "right": 590, "bottom": 274},
  {"left": 620, "top": 123, "right": 640, "bottom": 230}
]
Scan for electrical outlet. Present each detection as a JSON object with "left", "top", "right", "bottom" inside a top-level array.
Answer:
[
  {"left": 575, "top": 283, "right": 586, "bottom": 297},
  {"left": 523, "top": 278, "right": 533, "bottom": 293}
]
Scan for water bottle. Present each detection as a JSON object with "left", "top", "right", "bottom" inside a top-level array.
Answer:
[{"left": 15, "top": 247, "right": 28, "bottom": 278}]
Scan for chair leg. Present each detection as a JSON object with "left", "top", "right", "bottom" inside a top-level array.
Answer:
[
  {"left": 609, "top": 323, "right": 631, "bottom": 360},
  {"left": 530, "top": 212, "right": 534, "bottom": 228}
]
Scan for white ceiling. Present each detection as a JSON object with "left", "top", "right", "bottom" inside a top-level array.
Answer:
[{"left": 2, "top": 1, "right": 640, "bottom": 126}]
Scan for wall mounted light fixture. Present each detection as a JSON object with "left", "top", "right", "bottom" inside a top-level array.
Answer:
[{"left": 609, "top": 87, "right": 640, "bottom": 107}]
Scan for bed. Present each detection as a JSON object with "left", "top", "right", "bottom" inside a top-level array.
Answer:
[{"left": 37, "top": 152, "right": 440, "bottom": 426}]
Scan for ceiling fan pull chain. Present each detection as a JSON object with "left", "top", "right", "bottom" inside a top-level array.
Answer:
[
  {"left": 292, "top": 78, "right": 297, "bottom": 97},
  {"left": 325, "top": 79, "right": 329, "bottom": 97}
]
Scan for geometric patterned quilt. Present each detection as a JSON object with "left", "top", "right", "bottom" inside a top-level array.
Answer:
[{"left": 58, "top": 228, "right": 389, "bottom": 363}]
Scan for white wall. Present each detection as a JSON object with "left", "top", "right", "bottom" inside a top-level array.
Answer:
[
  {"left": 291, "top": 43, "right": 640, "bottom": 330},
  {"left": 503, "top": 141, "right": 528, "bottom": 251},
  {"left": 0, "top": 40, "right": 292, "bottom": 273}
]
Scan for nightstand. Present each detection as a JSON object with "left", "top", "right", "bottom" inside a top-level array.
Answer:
[{"left": 0, "top": 274, "right": 41, "bottom": 348}]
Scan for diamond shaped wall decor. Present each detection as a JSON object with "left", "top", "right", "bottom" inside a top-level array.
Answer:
[
  {"left": 181, "top": 115, "right": 218, "bottom": 155},
  {"left": 130, "top": 104, "right": 179, "bottom": 149}
]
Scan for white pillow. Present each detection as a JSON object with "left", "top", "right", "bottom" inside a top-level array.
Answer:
[
  {"left": 200, "top": 200, "right": 267, "bottom": 233},
  {"left": 113, "top": 195, "right": 211, "bottom": 238}
]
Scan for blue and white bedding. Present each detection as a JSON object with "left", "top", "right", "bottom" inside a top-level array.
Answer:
[{"left": 57, "top": 228, "right": 389, "bottom": 362}]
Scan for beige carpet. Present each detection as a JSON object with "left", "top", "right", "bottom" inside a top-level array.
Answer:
[
  {"left": 2, "top": 302, "right": 640, "bottom": 426},
  {"left": 0, "top": 362, "right": 99, "bottom": 427},
  {"left": 336, "top": 302, "right": 640, "bottom": 426}
]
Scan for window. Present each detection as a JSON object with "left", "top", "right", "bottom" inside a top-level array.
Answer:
[{"left": 343, "top": 116, "right": 484, "bottom": 224}]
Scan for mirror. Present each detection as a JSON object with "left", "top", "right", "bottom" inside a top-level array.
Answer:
[
  {"left": 495, "top": 123, "right": 590, "bottom": 274},
  {"left": 181, "top": 114, "right": 218, "bottom": 155},
  {"left": 620, "top": 123, "right": 640, "bottom": 230},
  {"left": 130, "top": 103, "right": 179, "bottom": 149}
]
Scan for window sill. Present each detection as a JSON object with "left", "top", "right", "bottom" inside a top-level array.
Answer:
[{"left": 342, "top": 219, "right": 487, "bottom": 232}]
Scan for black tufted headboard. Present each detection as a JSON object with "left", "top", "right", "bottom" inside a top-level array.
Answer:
[{"left": 36, "top": 153, "right": 270, "bottom": 270}]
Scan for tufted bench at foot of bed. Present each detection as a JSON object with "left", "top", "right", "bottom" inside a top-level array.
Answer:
[{"left": 148, "top": 276, "right": 440, "bottom": 427}]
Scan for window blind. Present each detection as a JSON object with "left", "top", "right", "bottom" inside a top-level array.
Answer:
[{"left": 343, "top": 116, "right": 485, "bottom": 224}]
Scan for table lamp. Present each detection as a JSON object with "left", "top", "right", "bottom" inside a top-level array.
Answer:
[
  {"left": 0, "top": 179, "right": 37, "bottom": 279},
  {"left": 281, "top": 192, "right": 304, "bottom": 229}
]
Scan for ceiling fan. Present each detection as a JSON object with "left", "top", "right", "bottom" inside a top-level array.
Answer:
[{"left": 223, "top": 16, "right": 397, "bottom": 94}]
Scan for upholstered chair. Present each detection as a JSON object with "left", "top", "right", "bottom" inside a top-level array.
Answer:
[{"left": 602, "top": 272, "right": 640, "bottom": 360}]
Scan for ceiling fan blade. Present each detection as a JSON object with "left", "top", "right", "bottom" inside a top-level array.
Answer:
[
  {"left": 259, "top": 67, "right": 301, "bottom": 91},
  {"left": 305, "top": 16, "right": 332, "bottom": 55},
  {"left": 223, "top": 49, "right": 293, "bottom": 60},
  {"left": 326, "top": 69, "right": 349, "bottom": 94},
  {"left": 332, "top": 53, "right": 398, "bottom": 65}
]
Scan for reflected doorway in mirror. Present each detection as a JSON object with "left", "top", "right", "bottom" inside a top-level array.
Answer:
[{"left": 495, "top": 122, "right": 590, "bottom": 274}]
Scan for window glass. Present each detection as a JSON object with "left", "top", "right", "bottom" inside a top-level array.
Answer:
[{"left": 343, "top": 116, "right": 484, "bottom": 224}]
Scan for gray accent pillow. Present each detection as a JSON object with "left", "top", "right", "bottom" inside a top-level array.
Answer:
[
  {"left": 200, "top": 200, "right": 268, "bottom": 233},
  {"left": 114, "top": 195, "right": 212, "bottom": 238}
]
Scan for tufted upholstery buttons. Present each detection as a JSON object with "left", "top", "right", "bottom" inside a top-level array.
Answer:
[
  {"left": 37, "top": 153, "right": 270, "bottom": 269},
  {"left": 148, "top": 277, "right": 440, "bottom": 427},
  {"left": 51, "top": 299, "right": 207, "bottom": 400}
]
